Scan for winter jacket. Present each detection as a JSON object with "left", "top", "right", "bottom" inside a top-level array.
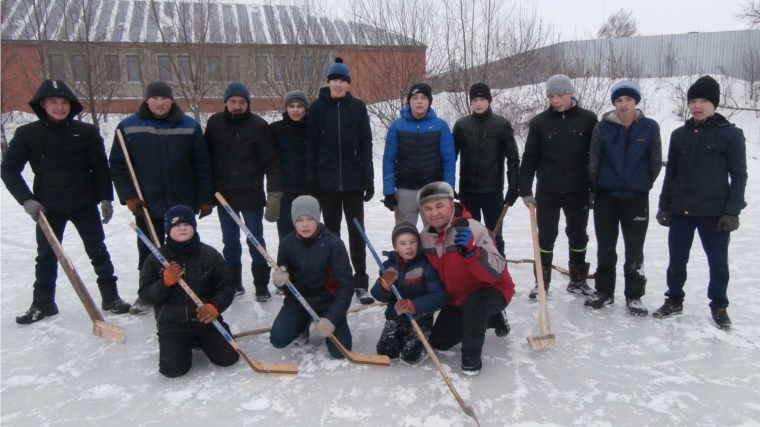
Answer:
[
  {"left": 420, "top": 203, "right": 515, "bottom": 306},
  {"left": 453, "top": 108, "right": 520, "bottom": 196},
  {"left": 271, "top": 112, "right": 307, "bottom": 200},
  {"left": 305, "top": 88, "right": 373, "bottom": 192},
  {"left": 518, "top": 100, "right": 598, "bottom": 196},
  {"left": 382, "top": 106, "right": 456, "bottom": 194},
  {"left": 138, "top": 242, "right": 235, "bottom": 332},
  {"left": 589, "top": 110, "right": 662, "bottom": 198},
  {"left": 109, "top": 102, "right": 214, "bottom": 218},
  {"left": 276, "top": 225, "right": 354, "bottom": 326},
  {"left": 1, "top": 80, "right": 113, "bottom": 213},
  {"left": 205, "top": 108, "right": 283, "bottom": 210},
  {"left": 370, "top": 250, "right": 446, "bottom": 327},
  {"left": 659, "top": 114, "right": 747, "bottom": 216}
]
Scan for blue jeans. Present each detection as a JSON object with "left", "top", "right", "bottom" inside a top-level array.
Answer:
[
  {"left": 665, "top": 214, "right": 730, "bottom": 308},
  {"left": 217, "top": 207, "right": 268, "bottom": 270},
  {"left": 458, "top": 192, "right": 505, "bottom": 256},
  {"left": 270, "top": 298, "right": 352, "bottom": 359}
]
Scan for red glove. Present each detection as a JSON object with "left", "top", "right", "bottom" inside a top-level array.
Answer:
[
  {"left": 125, "top": 198, "right": 148, "bottom": 218},
  {"left": 395, "top": 299, "right": 416, "bottom": 315},
  {"left": 196, "top": 303, "right": 218, "bottom": 324},
  {"left": 163, "top": 261, "right": 183, "bottom": 287},
  {"left": 380, "top": 269, "right": 398, "bottom": 291}
]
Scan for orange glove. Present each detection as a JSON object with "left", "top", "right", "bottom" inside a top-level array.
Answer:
[
  {"left": 196, "top": 303, "right": 218, "bottom": 324},
  {"left": 395, "top": 299, "right": 416, "bottom": 315},
  {"left": 125, "top": 198, "right": 148, "bottom": 218},
  {"left": 163, "top": 261, "right": 183, "bottom": 287},
  {"left": 380, "top": 269, "right": 398, "bottom": 291},
  {"left": 197, "top": 204, "right": 214, "bottom": 219}
]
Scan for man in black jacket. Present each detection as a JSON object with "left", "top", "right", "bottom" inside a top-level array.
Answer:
[
  {"left": 205, "top": 82, "right": 283, "bottom": 301},
  {"left": 305, "top": 57, "right": 375, "bottom": 304},
  {"left": 518, "top": 74, "right": 598, "bottom": 299},
  {"left": 453, "top": 83, "right": 520, "bottom": 256},
  {"left": 1, "top": 80, "right": 131, "bottom": 324}
]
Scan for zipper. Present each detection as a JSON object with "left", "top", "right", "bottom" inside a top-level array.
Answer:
[
  {"left": 338, "top": 101, "right": 342, "bottom": 192},
  {"left": 416, "top": 120, "right": 420, "bottom": 188}
]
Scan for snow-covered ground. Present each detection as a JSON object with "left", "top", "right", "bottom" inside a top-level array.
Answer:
[{"left": 2, "top": 77, "right": 759, "bottom": 426}]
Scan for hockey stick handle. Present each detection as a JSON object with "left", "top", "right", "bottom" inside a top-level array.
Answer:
[{"left": 117, "top": 129, "right": 160, "bottom": 247}]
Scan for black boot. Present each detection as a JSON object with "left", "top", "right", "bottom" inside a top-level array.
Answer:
[
  {"left": 230, "top": 264, "right": 244, "bottom": 297},
  {"left": 711, "top": 307, "right": 732, "bottom": 330},
  {"left": 461, "top": 353, "right": 482, "bottom": 376},
  {"left": 585, "top": 292, "right": 613, "bottom": 309},
  {"left": 529, "top": 265, "right": 551, "bottom": 299},
  {"left": 252, "top": 267, "right": 271, "bottom": 302},
  {"left": 16, "top": 288, "right": 59, "bottom": 324},
  {"left": 99, "top": 282, "right": 131, "bottom": 314},
  {"left": 354, "top": 273, "right": 374, "bottom": 304},
  {"left": 567, "top": 262, "right": 593, "bottom": 297},
  {"left": 652, "top": 298, "right": 683, "bottom": 318},
  {"left": 487, "top": 310, "right": 510, "bottom": 337},
  {"left": 130, "top": 272, "right": 152, "bottom": 315}
]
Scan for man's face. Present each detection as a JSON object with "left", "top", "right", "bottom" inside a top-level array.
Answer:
[
  {"left": 287, "top": 102, "right": 306, "bottom": 122},
  {"left": 40, "top": 97, "right": 71, "bottom": 122},
  {"left": 421, "top": 198, "right": 455, "bottom": 232},
  {"left": 328, "top": 78, "right": 349, "bottom": 98},
  {"left": 295, "top": 216, "right": 318, "bottom": 238},
  {"left": 471, "top": 97, "right": 489, "bottom": 115},
  {"left": 169, "top": 223, "right": 195, "bottom": 243},
  {"left": 409, "top": 93, "right": 430, "bottom": 118},
  {"left": 548, "top": 93, "right": 573, "bottom": 112},
  {"left": 614, "top": 96, "right": 637, "bottom": 117},
  {"left": 688, "top": 98, "right": 716, "bottom": 121},
  {"left": 225, "top": 96, "right": 248, "bottom": 114},
  {"left": 147, "top": 96, "right": 173, "bottom": 118}
]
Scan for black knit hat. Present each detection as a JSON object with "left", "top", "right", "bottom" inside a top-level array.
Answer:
[
  {"left": 164, "top": 205, "right": 197, "bottom": 232},
  {"left": 469, "top": 82, "right": 492, "bottom": 103},
  {"left": 687, "top": 75, "right": 720, "bottom": 108},
  {"left": 392, "top": 221, "right": 421, "bottom": 247},
  {"left": 407, "top": 82, "right": 433, "bottom": 105},
  {"left": 145, "top": 80, "right": 174, "bottom": 100}
]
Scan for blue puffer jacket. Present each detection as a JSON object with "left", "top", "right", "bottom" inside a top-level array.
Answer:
[
  {"left": 589, "top": 110, "right": 662, "bottom": 198},
  {"left": 109, "top": 103, "right": 214, "bottom": 218},
  {"left": 271, "top": 112, "right": 307, "bottom": 200},
  {"left": 305, "top": 88, "right": 373, "bottom": 192},
  {"left": 383, "top": 106, "right": 456, "bottom": 195},
  {"left": 370, "top": 250, "right": 446, "bottom": 327}
]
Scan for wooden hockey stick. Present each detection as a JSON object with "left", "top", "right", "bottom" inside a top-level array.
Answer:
[
  {"left": 116, "top": 129, "right": 160, "bottom": 247},
  {"left": 37, "top": 212, "right": 125, "bottom": 343},
  {"left": 130, "top": 222, "right": 298, "bottom": 376},
  {"left": 492, "top": 203, "right": 510, "bottom": 235},
  {"left": 504, "top": 258, "right": 595, "bottom": 279},
  {"left": 216, "top": 192, "right": 390, "bottom": 368},
  {"left": 526, "top": 202, "right": 556, "bottom": 350}
]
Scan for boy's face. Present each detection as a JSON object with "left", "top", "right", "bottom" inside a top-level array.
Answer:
[
  {"left": 395, "top": 234, "right": 419, "bottom": 261},
  {"left": 421, "top": 198, "right": 455, "bottom": 232},
  {"left": 614, "top": 96, "right": 637, "bottom": 116},
  {"left": 548, "top": 93, "right": 573, "bottom": 112},
  {"left": 409, "top": 93, "right": 430, "bottom": 118},
  {"left": 471, "top": 97, "right": 489, "bottom": 115},
  {"left": 688, "top": 98, "right": 716, "bottom": 121},
  {"left": 40, "top": 97, "right": 71, "bottom": 122},
  {"left": 287, "top": 102, "right": 306, "bottom": 122},
  {"left": 225, "top": 96, "right": 248, "bottom": 114},
  {"left": 328, "top": 78, "right": 349, "bottom": 98},
  {"left": 295, "top": 215, "right": 318, "bottom": 238},
  {"left": 169, "top": 223, "right": 195, "bottom": 243}
]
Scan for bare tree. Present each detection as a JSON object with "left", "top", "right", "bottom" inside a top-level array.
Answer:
[
  {"left": 597, "top": 9, "right": 638, "bottom": 39},
  {"left": 736, "top": 0, "right": 760, "bottom": 28}
]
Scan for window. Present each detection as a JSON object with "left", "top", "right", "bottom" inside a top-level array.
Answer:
[
  {"left": 273, "top": 56, "right": 285, "bottom": 82},
  {"left": 226, "top": 56, "right": 239, "bottom": 82},
  {"left": 208, "top": 56, "right": 221, "bottom": 82},
  {"left": 49, "top": 54, "right": 65, "bottom": 80},
  {"left": 255, "top": 56, "right": 268, "bottom": 83},
  {"left": 300, "top": 56, "right": 312, "bottom": 82},
  {"left": 72, "top": 55, "right": 86, "bottom": 82},
  {"left": 127, "top": 55, "right": 141, "bottom": 82},
  {"left": 105, "top": 55, "right": 120, "bottom": 82},
  {"left": 158, "top": 55, "right": 172, "bottom": 81},
  {"left": 178, "top": 55, "right": 191, "bottom": 82}
]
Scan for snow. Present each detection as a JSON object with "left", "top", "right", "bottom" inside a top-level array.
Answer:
[{"left": 2, "top": 76, "right": 760, "bottom": 426}]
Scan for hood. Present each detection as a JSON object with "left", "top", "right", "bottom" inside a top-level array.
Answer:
[
  {"left": 400, "top": 106, "right": 438, "bottom": 122},
  {"left": 602, "top": 109, "right": 643, "bottom": 126},
  {"left": 29, "top": 79, "right": 83, "bottom": 121},
  {"left": 137, "top": 101, "right": 185, "bottom": 124},
  {"left": 318, "top": 86, "right": 354, "bottom": 103}
]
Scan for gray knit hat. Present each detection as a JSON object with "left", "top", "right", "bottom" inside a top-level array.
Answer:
[
  {"left": 291, "top": 195, "right": 321, "bottom": 224},
  {"left": 392, "top": 221, "right": 420, "bottom": 247},
  {"left": 417, "top": 181, "right": 455, "bottom": 206},
  {"left": 545, "top": 74, "right": 574, "bottom": 97},
  {"left": 284, "top": 90, "right": 309, "bottom": 111}
]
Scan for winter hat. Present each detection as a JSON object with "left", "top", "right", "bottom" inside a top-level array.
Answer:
[
  {"left": 326, "top": 57, "right": 351, "bottom": 83},
  {"left": 284, "top": 90, "right": 309, "bottom": 111},
  {"left": 417, "top": 181, "right": 455, "bottom": 206},
  {"left": 687, "top": 75, "right": 720, "bottom": 108},
  {"left": 164, "top": 205, "right": 197, "bottom": 233},
  {"left": 469, "top": 82, "right": 492, "bottom": 103},
  {"left": 291, "top": 195, "right": 321, "bottom": 224},
  {"left": 145, "top": 80, "right": 174, "bottom": 100},
  {"left": 545, "top": 74, "right": 574, "bottom": 97},
  {"left": 407, "top": 83, "right": 433, "bottom": 105},
  {"left": 610, "top": 80, "right": 642, "bottom": 105},
  {"left": 224, "top": 81, "right": 251, "bottom": 105},
  {"left": 392, "top": 221, "right": 421, "bottom": 247}
]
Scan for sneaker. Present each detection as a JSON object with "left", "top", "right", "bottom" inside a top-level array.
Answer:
[
  {"left": 652, "top": 299, "right": 683, "bottom": 319},
  {"left": 584, "top": 292, "right": 613, "bottom": 309},
  {"left": 711, "top": 307, "right": 732, "bottom": 330},
  {"left": 101, "top": 297, "right": 131, "bottom": 314},
  {"left": 293, "top": 325, "right": 310, "bottom": 346},
  {"left": 625, "top": 297, "right": 648, "bottom": 316},
  {"left": 461, "top": 355, "right": 482, "bottom": 376},
  {"left": 529, "top": 283, "right": 549, "bottom": 299},
  {"left": 566, "top": 281, "right": 594, "bottom": 297},
  {"left": 355, "top": 289, "right": 375, "bottom": 305},
  {"left": 16, "top": 303, "right": 59, "bottom": 324},
  {"left": 129, "top": 296, "right": 152, "bottom": 315},
  {"left": 488, "top": 310, "right": 510, "bottom": 337}
]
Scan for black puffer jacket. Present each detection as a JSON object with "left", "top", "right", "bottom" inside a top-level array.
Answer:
[
  {"left": 271, "top": 112, "right": 307, "bottom": 200},
  {"left": 454, "top": 108, "right": 520, "bottom": 196},
  {"left": 518, "top": 101, "right": 598, "bottom": 196},
  {"left": 1, "top": 80, "right": 113, "bottom": 213},
  {"left": 659, "top": 114, "right": 747, "bottom": 216},
  {"left": 205, "top": 108, "right": 283, "bottom": 210}
]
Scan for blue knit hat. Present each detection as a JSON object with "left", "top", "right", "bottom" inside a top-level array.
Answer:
[
  {"left": 610, "top": 80, "right": 642, "bottom": 105},
  {"left": 224, "top": 81, "right": 250, "bottom": 105},
  {"left": 326, "top": 57, "right": 351, "bottom": 83},
  {"left": 164, "top": 205, "right": 197, "bottom": 233}
]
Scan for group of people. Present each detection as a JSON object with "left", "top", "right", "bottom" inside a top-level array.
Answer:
[{"left": 1, "top": 54, "right": 747, "bottom": 378}]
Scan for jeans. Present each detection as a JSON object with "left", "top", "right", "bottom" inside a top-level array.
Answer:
[
  {"left": 270, "top": 297, "right": 352, "bottom": 359},
  {"left": 218, "top": 207, "right": 268, "bottom": 270},
  {"left": 535, "top": 190, "right": 589, "bottom": 267},
  {"left": 459, "top": 191, "right": 506, "bottom": 256}
]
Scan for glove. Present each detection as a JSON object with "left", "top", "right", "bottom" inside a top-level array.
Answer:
[
  {"left": 100, "top": 200, "right": 113, "bottom": 224},
  {"left": 196, "top": 303, "right": 219, "bottom": 324},
  {"left": 394, "top": 299, "right": 416, "bottom": 315},
  {"left": 264, "top": 192, "right": 283, "bottom": 223},
  {"left": 197, "top": 204, "right": 214, "bottom": 219},
  {"left": 454, "top": 219, "right": 476, "bottom": 258},
  {"left": 163, "top": 261, "right": 183, "bottom": 287},
  {"left": 125, "top": 198, "right": 148, "bottom": 218},
  {"left": 656, "top": 210, "right": 669, "bottom": 227},
  {"left": 306, "top": 181, "right": 321, "bottom": 199},
  {"left": 382, "top": 194, "right": 397, "bottom": 212},
  {"left": 589, "top": 192, "right": 595, "bottom": 210},
  {"left": 362, "top": 178, "right": 375, "bottom": 202},
  {"left": 717, "top": 215, "right": 739, "bottom": 232},
  {"left": 380, "top": 268, "right": 398, "bottom": 291},
  {"left": 505, "top": 188, "right": 519, "bottom": 207},
  {"left": 522, "top": 195, "right": 537, "bottom": 208},
  {"left": 22, "top": 199, "right": 46, "bottom": 221},
  {"left": 314, "top": 317, "right": 335, "bottom": 337},
  {"left": 272, "top": 266, "right": 290, "bottom": 289}
]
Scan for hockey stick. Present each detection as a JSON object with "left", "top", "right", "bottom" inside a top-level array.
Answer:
[
  {"left": 353, "top": 218, "right": 481, "bottom": 427},
  {"left": 492, "top": 203, "right": 510, "bottom": 235},
  {"left": 215, "top": 192, "right": 390, "bottom": 368},
  {"left": 504, "top": 258, "right": 595, "bottom": 279},
  {"left": 526, "top": 202, "right": 556, "bottom": 349},
  {"left": 116, "top": 129, "right": 161, "bottom": 247},
  {"left": 129, "top": 222, "right": 298, "bottom": 376},
  {"left": 37, "top": 212, "right": 126, "bottom": 343}
]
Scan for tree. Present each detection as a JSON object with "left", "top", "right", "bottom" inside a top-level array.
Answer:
[
  {"left": 597, "top": 9, "right": 638, "bottom": 39},
  {"left": 736, "top": 0, "right": 760, "bottom": 28}
]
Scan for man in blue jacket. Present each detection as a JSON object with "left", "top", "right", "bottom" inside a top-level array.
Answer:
[
  {"left": 382, "top": 83, "right": 456, "bottom": 226},
  {"left": 305, "top": 58, "right": 375, "bottom": 304},
  {"left": 654, "top": 76, "right": 747, "bottom": 330},
  {"left": 110, "top": 81, "right": 214, "bottom": 314}
]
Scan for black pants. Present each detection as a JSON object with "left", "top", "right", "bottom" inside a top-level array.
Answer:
[
  {"left": 535, "top": 190, "right": 589, "bottom": 267},
  {"left": 429, "top": 287, "right": 507, "bottom": 360},
  {"left": 157, "top": 320, "right": 239, "bottom": 378},
  {"left": 459, "top": 192, "right": 505, "bottom": 256},
  {"left": 269, "top": 297, "right": 352, "bottom": 359},
  {"left": 376, "top": 320, "right": 431, "bottom": 364},
  {"left": 136, "top": 215, "right": 166, "bottom": 271},
  {"left": 593, "top": 193, "right": 648, "bottom": 298},
  {"left": 34, "top": 206, "right": 119, "bottom": 301},
  {"left": 320, "top": 190, "right": 367, "bottom": 288}
]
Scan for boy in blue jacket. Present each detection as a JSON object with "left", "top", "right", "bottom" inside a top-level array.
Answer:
[{"left": 370, "top": 221, "right": 446, "bottom": 364}]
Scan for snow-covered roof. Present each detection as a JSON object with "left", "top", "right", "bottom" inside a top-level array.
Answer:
[{"left": 1, "top": 0, "right": 420, "bottom": 46}]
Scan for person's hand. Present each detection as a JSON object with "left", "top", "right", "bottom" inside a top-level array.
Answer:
[
  {"left": 454, "top": 221, "right": 476, "bottom": 258},
  {"left": 314, "top": 317, "right": 335, "bottom": 337},
  {"left": 272, "top": 266, "right": 290, "bottom": 289},
  {"left": 100, "top": 200, "right": 113, "bottom": 224},
  {"left": 522, "top": 195, "right": 537, "bottom": 208},
  {"left": 656, "top": 210, "right": 670, "bottom": 227},
  {"left": 362, "top": 178, "right": 375, "bottom": 202},
  {"left": 264, "top": 192, "right": 283, "bottom": 223},
  {"left": 717, "top": 215, "right": 739, "bottom": 232},
  {"left": 505, "top": 188, "right": 519, "bottom": 207},
  {"left": 196, "top": 303, "right": 218, "bottom": 324},
  {"left": 163, "top": 261, "right": 184, "bottom": 287},
  {"left": 380, "top": 268, "right": 398, "bottom": 291},
  {"left": 197, "top": 204, "right": 214, "bottom": 219},
  {"left": 382, "top": 194, "right": 397, "bottom": 212},
  {"left": 125, "top": 198, "right": 148, "bottom": 218},
  {"left": 394, "top": 299, "right": 416, "bottom": 315},
  {"left": 22, "top": 199, "right": 46, "bottom": 221},
  {"left": 588, "top": 192, "right": 595, "bottom": 210}
]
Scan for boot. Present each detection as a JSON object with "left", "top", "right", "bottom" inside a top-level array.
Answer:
[
  {"left": 711, "top": 307, "right": 732, "bottom": 330},
  {"left": 652, "top": 298, "right": 683, "bottom": 319},
  {"left": 625, "top": 297, "right": 648, "bottom": 316},
  {"left": 99, "top": 282, "right": 131, "bottom": 314},
  {"left": 567, "top": 262, "right": 593, "bottom": 297},
  {"left": 230, "top": 264, "right": 244, "bottom": 297},
  {"left": 354, "top": 273, "right": 374, "bottom": 305},
  {"left": 585, "top": 292, "right": 614, "bottom": 309},
  {"left": 487, "top": 310, "right": 510, "bottom": 337},
  {"left": 461, "top": 353, "right": 482, "bottom": 376},
  {"left": 129, "top": 295, "right": 152, "bottom": 315},
  {"left": 252, "top": 267, "right": 271, "bottom": 302},
  {"left": 16, "top": 288, "right": 59, "bottom": 324},
  {"left": 529, "top": 265, "right": 552, "bottom": 299}
]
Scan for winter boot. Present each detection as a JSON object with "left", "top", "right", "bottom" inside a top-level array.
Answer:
[
  {"left": 567, "top": 262, "right": 593, "bottom": 296},
  {"left": 130, "top": 273, "right": 153, "bottom": 315},
  {"left": 487, "top": 310, "right": 510, "bottom": 337},
  {"left": 711, "top": 307, "right": 732, "bottom": 330},
  {"left": 252, "top": 267, "right": 271, "bottom": 302},
  {"left": 625, "top": 297, "right": 648, "bottom": 316},
  {"left": 652, "top": 299, "right": 683, "bottom": 319},
  {"left": 529, "top": 265, "right": 552, "bottom": 299},
  {"left": 98, "top": 282, "right": 131, "bottom": 314},
  {"left": 461, "top": 354, "right": 482, "bottom": 376},
  {"left": 400, "top": 325, "right": 430, "bottom": 365},
  {"left": 229, "top": 264, "right": 244, "bottom": 297},
  {"left": 585, "top": 292, "right": 614, "bottom": 309},
  {"left": 16, "top": 288, "right": 59, "bottom": 324},
  {"left": 354, "top": 273, "right": 374, "bottom": 305}
]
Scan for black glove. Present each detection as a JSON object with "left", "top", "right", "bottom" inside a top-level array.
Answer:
[
  {"left": 504, "top": 188, "right": 519, "bottom": 206},
  {"left": 383, "top": 194, "right": 397, "bottom": 212},
  {"left": 362, "top": 178, "right": 375, "bottom": 202},
  {"left": 306, "top": 181, "right": 321, "bottom": 199},
  {"left": 656, "top": 210, "right": 669, "bottom": 227},
  {"left": 717, "top": 215, "right": 739, "bottom": 232}
]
